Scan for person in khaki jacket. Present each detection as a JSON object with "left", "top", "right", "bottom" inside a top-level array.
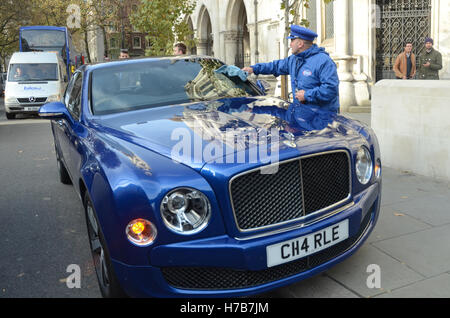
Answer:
[{"left": 393, "top": 42, "right": 416, "bottom": 80}]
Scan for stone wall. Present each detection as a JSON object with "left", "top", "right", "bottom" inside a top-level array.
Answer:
[{"left": 372, "top": 80, "right": 450, "bottom": 181}]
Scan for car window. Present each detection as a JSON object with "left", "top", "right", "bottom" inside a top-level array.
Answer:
[
  {"left": 91, "top": 58, "right": 260, "bottom": 115},
  {"left": 67, "top": 72, "right": 82, "bottom": 120}
]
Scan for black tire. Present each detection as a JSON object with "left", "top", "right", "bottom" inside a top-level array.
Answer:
[
  {"left": 83, "top": 193, "right": 127, "bottom": 298},
  {"left": 55, "top": 149, "right": 72, "bottom": 185},
  {"left": 6, "top": 112, "right": 15, "bottom": 120}
]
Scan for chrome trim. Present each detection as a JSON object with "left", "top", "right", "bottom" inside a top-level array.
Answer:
[
  {"left": 234, "top": 201, "right": 355, "bottom": 241},
  {"left": 228, "top": 149, "right": 352, "bottom": 234},
  {"left": 298, "top": 158, "right": 307, "bottom": 217},
  {"left": 39, "top": 112, "right": 64, "bottom": 117}
]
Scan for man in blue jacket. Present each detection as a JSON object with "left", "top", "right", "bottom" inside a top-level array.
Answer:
[{"left": 243, "top": 25, "right": 340, "bottom": 113}]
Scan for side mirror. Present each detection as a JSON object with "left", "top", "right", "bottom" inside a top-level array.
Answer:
[
  {"left": 39, "top": 102, "right": 69, "bottom": 120},
  {"left": 256, "top": 79, "right": 271, "bottom": 95}
]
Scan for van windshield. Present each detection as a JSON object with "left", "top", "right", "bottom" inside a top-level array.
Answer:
[{"left": 8, "top": 63, "right": 58, "bottom": 82}]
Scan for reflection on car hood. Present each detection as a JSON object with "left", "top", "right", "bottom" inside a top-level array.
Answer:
[{"left": 92, "top": 97, "right": 365, "bottom": 171}]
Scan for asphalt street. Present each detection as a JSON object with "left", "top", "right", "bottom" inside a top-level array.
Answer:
[
  {"left": 0, "top": 99, "right": 100, "bottom": 297},
  {"left": 1, "top": 98, "right": 450, "bottom": 298}
]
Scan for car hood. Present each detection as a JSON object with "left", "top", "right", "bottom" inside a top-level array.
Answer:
[{"left": 91, "top": 97, "right": 366, "bottom": 172}]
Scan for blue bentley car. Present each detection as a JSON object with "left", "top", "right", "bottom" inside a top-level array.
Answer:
[{"left": 39, "top": 56, "right": 381, "bottom": 298}]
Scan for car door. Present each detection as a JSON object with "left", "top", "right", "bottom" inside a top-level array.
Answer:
[
  {"left": 53, "top": 71, "right": 77, "bottom": 170},
  {"left": 54, "top": 71, "right": 83, "bottom": 181},
  {"left": 62, "top": 70, "right": 84, "bottom": 181}
]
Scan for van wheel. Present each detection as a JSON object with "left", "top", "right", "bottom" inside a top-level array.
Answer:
[{"left": 6, "top": 112, "right": 15, "bottom": 120}]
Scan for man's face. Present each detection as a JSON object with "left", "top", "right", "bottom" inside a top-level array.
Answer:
[
  {"left": 173, "top": 47, "right": 183, "bottom": 55},
  {"left": 425, "top": 42, "right": 433, "bottom": 50},
  {"left": 119, "top": 52, "right": 129, "bottom": 59},
  {"left": 405, "top": 43, "right": 413, "bottom": 53},
  {"left": 290, "top": 38, "right": 303, "bottom": 55}
]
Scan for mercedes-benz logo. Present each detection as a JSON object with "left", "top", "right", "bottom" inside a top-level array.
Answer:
[{"left": 29, "top": 96, "right": 36, "bottom": 103}]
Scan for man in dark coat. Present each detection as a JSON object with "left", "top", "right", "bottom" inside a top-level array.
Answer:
[{"left": 417, "top": 37, "right": 442, "bottom": 80}]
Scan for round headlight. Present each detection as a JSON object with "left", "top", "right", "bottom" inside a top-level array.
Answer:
[
  {"left": 356, "top": 146, "right": 373, "bottom": 185},
  {"left": 161, "top": 188, "right": 211, "bottom": 234}
]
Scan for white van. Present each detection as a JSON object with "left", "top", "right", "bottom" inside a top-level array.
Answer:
[{"left": 5, "top": 52, "right": 68, "bottom": 120}]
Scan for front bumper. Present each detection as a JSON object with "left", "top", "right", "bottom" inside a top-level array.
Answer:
[
  {"left": 112, "top": 182, "right": 381, "bottom": 298},
  {"left": 5, "top": 102, "right": 45, "bottom": 114}
]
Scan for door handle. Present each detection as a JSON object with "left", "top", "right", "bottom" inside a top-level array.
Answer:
[{"left": 57, "top": 120, "right": 64, "bottom": 127}]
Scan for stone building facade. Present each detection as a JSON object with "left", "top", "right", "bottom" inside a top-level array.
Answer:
[
  {"left": 187, "top": 0, "right": 450, "bottom": 112},
  {"left": 88, "top": 0, "right": 148, "bottom": 61}
]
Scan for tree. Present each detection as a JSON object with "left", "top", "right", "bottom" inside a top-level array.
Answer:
[
  {"left": 0, "top": 0, "right": 34, "bottom": 70},
  {"left": 130, "top": 0, "right": 196, "bottom": 56},
  {"left": 88, "top": 0, "right": 121, "bottom": 59}
]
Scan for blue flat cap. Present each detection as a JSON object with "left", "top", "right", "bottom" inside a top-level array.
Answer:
[{"left": 286, "top": 25, "right": 318, "bottom": 41}]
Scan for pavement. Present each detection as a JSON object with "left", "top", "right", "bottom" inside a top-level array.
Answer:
[{"left": 259, "top": 111, "right": 450, "bottom": 298}]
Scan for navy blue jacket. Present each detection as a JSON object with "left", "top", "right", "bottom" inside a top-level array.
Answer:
[{"left": 251, "top": 44, "right": 340, "bottom": 113}]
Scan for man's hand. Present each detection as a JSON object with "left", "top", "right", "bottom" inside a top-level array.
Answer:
[
  {"left": 423, "top": 62, "right": 431, "bottom": 68},
  {"left": 242, "top": 67, "right": 254, "bottom": 74},
  {"left": 295, "top": 90, "right": 306, "bottom": 103}
]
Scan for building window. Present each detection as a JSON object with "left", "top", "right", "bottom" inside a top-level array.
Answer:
[
  {"left": 133, "top": 36, "right": 141, "bottom": 49},
  {"left": 324, "top": 1, "right": 334, "bottom": 39},
  {"left": 108, "top": 25, "right": 117, "bottom": 33},
  {"left": 110, "top": 37, "right": 118, "bottom": 49},
  {"left": 306, "top": 0, "right": 317, "bottom": 33}
]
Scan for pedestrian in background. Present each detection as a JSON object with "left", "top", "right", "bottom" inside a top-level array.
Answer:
[
  {"left": 242, "top": 25, "right": 340, "bottom": 113},
  {"left": 119, "top": 49, "right": 130, "bottom": 59},
  {"left": 174, "top": 43, "right": 187, "bottom": 55},
  {"left": 417, "top": 37, "right": 442, "bottom": 80},
  {"left": 393, "top": 42, "right": 416, "bottom": 80}
]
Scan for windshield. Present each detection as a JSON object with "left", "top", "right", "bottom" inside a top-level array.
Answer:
[
  {"left": 21, "top": 30, "right": 66, "bottom": 49},
  {"left": 8, "top": 63, "right": 59, "bottom": 82},
  {"left": 91, "top": 58, "right": 260, "bottom": 115}
]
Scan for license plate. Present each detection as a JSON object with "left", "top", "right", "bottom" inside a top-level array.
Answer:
[
  {"left": 266, "top": 219, "right": 349, "bottom": 267},
  {"left": 24, "top": 107, "right": 40, "bottom": 111}
]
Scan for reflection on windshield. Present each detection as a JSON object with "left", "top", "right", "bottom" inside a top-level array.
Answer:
[
  {"left": 8, "top": 63, "right": 58, "bottom": 82},
  {"left": 91, "top": 59, "right": 260, "bottom": 115},
  {"left": 184, "top": 60, "right": 247, "bottom": 100}
]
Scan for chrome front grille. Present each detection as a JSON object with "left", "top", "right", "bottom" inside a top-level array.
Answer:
[
  {"left": 229, "top": 151, "right": 351, "bottom": 232},
  {"left": 17, "top": 97, "right": 47, "bottom": 104}
]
